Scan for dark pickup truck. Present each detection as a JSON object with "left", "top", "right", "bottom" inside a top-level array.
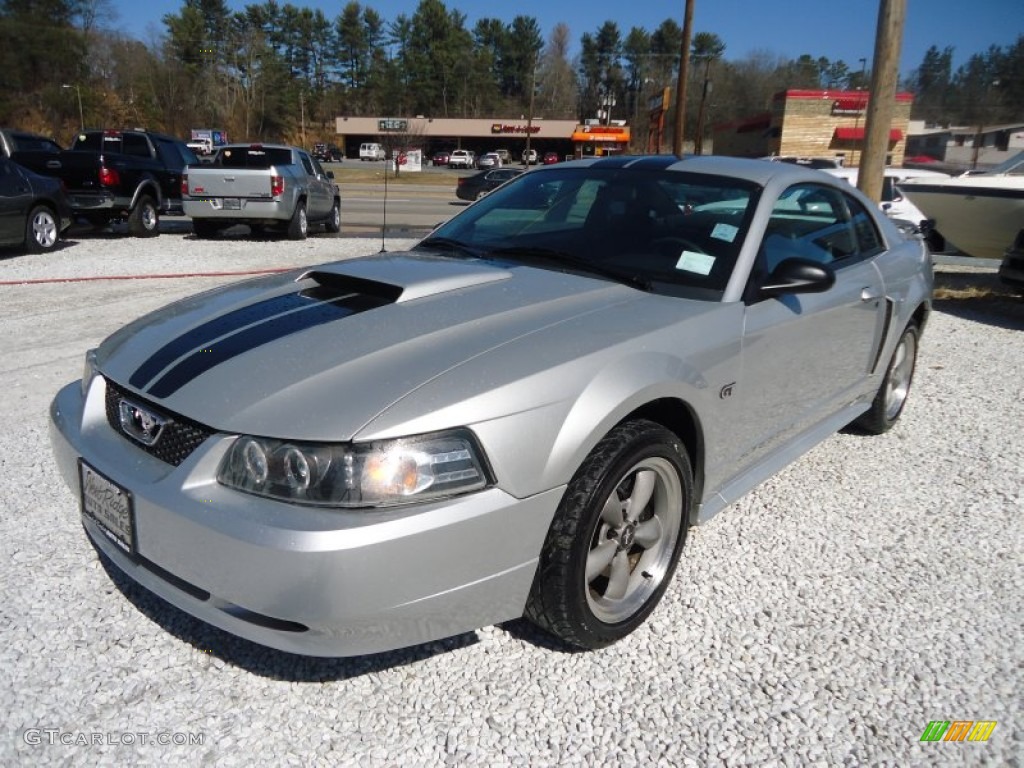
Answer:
[{"left": 43, "top": 129, "right": 198, "bottom": 236}]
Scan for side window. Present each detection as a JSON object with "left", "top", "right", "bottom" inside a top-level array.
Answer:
[
  {"left": 845, "top": 193, "right": 884, "bottom": 258},
  {"left": 311, "top": 157, "right": 327, "bottom": 177},
  {"left": 760, "top": 183, "right": 855, "bottom": 271},
  {"left": 122, "top": 133, "right": 152, "bottom": 158},
  {"left": 299, "top": 154, "right": 315, "bottom": 176}
]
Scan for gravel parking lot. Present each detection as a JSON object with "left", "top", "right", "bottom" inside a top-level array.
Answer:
[{"left": 1, "top": 230, "right": 1021, "bottom": 766}]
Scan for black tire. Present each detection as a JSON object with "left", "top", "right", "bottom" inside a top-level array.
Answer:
[
  {"left": 854, "top": 322, "right": 919, "bottom": 434},
  {"left": 325, "top": 199, "right": 341, "bottom": 233},
  {"left": 24, "top": 205, "right": 60, "bottom": 253},
  {"left": 525, "top": 419, "right": 692, "bottom": 650},
  {"left": 287, "top": 201, "right": 308, "bottom": 240},
  {"left": 127, "top": 195, "right": 159, "bottom": 237},
  {"left": 191, "top": 219, "right": 221, "bottom": 239}
]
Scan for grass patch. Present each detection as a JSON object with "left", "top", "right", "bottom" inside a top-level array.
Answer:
[{"left": 327, "top": 165, "right": 466, "bottom": 186}]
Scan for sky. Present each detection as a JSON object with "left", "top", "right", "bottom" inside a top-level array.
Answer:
[{"left": 116, "top": 0, "right": 1024, "bottom": 80}]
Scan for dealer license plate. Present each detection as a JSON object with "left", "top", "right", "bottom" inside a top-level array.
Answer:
[
  {"left": 79, "top": 461, "right": 135, "bottom": 555},
  {"left": 223, "top": 197, "right": 241, "bottom": 210}
]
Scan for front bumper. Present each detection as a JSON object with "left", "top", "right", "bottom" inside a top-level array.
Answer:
[{"left": 49, "top": 378, "right": 562, "bottom": 657}]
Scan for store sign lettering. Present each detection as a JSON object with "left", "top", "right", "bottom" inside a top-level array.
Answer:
[{"left": 491, "top": 124, "right": 541, "bottom": 135}]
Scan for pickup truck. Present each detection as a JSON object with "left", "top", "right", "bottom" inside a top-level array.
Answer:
[
  {"left": 41, "top": 129, "right": 198, "bottom": 236},
  {"left": 182, "top": 144, "right": 340, "bottom": 239}
]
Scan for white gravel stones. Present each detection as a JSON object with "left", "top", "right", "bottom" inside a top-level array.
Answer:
[{"left": 0, "top": 233, "right": 1020, "bottom": 766}]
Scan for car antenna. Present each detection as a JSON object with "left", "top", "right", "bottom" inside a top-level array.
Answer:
[{"left": 379, "top": 155, "right": 388, "bottom": 253}]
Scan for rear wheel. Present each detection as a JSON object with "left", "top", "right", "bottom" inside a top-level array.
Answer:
[
  {"left": 127, "top": 195, "right": 159, "bottom": 237},
  {"left": 24, "top": 205, "right": 59, "bottom": 253},
  {"left": 287, "top": 201, "right": 308, "bottom": 240},
  {"left": 525, "top": 419, "right": 692, "bottom": 649},
  {"left": 854, "top": 322, "right": 919, "bottom": 434}
]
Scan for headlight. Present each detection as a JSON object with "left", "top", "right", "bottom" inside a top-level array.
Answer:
[
  {"left": 217, "top": 429, "right": 490, "bottom": 507},
  {"left": 82, "top": 348, "right": 99, "bottom": 396}
]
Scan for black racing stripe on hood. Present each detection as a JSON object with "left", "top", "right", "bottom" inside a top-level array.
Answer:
[
  {"left": 146, "top": 293, "right": 387, "bottom": 399},
  {"left": 130, "top": 291, "right": 324, "bottom": 390}
]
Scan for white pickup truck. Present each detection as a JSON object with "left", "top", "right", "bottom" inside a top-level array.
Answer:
[{"left": 182, "top": 144, "right": 340, "bottom": 239}]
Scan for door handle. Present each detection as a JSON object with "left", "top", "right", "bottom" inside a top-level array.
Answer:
[{"left": 860, "top": 286, "right": 882, "bottom": 302}]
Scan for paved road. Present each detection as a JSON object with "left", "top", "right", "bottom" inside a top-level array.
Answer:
[{"left": 339, "top": 182, "right": 467, "bottom": 233}]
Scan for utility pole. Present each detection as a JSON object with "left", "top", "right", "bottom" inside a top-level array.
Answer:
[
  {"left": 858, "top": 0, "right": 905, "bottom": 203},
  {"left": 672, "top": 0, "right": 695, "bottom": 157},
  {"left": 62, "top": 84, "right": 84, "bottom": 130},
  {"left": 524, "top": 61, "right": 537, "bottom": 165}
]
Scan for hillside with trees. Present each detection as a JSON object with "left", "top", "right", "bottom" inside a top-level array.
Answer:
[{"left": 1, "top": 0, "right": 1021, "bottom": 149}]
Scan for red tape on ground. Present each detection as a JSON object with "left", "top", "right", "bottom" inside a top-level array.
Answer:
[{"left": 0, "top": 268, "right": 294, "bottom": 287}]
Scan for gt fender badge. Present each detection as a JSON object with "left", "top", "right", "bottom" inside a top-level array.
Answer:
[{"left": 719, "top": 382, "right": 735, "bottom": 399}]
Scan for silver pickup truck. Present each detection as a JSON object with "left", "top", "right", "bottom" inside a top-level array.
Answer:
[{"left": 183, "top": 144, "right": 340, "bottom": 239}]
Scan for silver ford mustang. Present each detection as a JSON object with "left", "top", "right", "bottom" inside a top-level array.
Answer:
[{"left": 49, "top": 156, "right": 932, "bottom": 657}]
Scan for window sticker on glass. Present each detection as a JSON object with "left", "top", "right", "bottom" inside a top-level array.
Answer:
[
  {"left": 711, "top": 222, "right": 739, "bottom": 242},
  {"left": 676, "top": 250, "right": 715, "bottom": 276}
]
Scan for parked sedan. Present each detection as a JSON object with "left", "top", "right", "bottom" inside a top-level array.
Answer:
[
  {"left": 455, "top": 167, "right": 524, "bottom": 201},
  {"left": 447, "top": 149, "right": 474, "bottom": 169},
  {"left": 476, "top": 152, "right": 502, "bottom": 169},
  {"left": 543, "top": 151, "right": 560, "bottom": 165},
  {"left": 0, "top": 155, "right": 73, "bottom": 253},
  {"left": 431, "top": 150, "right": 450, "bottom": 167},
  {"left": 50, "top": 156, "right": 931, "bottom": 657}
]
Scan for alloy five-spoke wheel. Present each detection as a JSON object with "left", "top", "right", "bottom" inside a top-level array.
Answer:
[
  {"left": 584, "top": 456, "right": 684, "bottom": 624},
  {"left": 884, "top": 329, "right": 917, "bottom": 421},
  {"left": 854, "top": 321, "right": 920, "bottom": 434},
  {"left": 526, "top": 419, "right": 692, "bottom": 649}
]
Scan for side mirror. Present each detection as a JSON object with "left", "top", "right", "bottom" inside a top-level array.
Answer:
[{"left": 759, "top": 258, "right": 835, "bottom": 298}]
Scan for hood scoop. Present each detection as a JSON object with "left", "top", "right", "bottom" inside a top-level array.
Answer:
[{"left": 299, "top": 252, "right": 513, "bottom": 303}]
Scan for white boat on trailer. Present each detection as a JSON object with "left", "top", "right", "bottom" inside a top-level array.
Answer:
[{"left": 900, "top": 152, "right": 1024, "bottom": 259}]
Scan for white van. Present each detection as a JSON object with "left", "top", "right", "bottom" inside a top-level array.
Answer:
[{"left": 359, "top": 142, "right": 385, "bottom": 161}]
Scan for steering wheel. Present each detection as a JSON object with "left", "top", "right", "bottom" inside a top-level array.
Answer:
[{"left": 651, "top": 236, "right": 706, "bottom": 255}]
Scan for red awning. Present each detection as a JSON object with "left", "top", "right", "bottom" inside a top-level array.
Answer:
[
  {"left": 833, "top": 98, "right": 867, "bottom": 111},
  {"left": 834, "top": 127, "right": 904, "bottom": 142}
]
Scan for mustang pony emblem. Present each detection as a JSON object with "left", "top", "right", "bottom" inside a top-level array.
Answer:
[{"left": 118, "top": 399, "right": 167, "bottom": 446}]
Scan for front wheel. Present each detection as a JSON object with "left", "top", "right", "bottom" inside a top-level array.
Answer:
[
  {"left": 24, "top": 205, "right": 60, "bottom": 253},
  {"left": 325, "top": 199, "right": 341, "bottom": 233},
  {"left": 128, "top": 195, "right": 159, "bottom": 237},
  {"left": 854, "top": 322, "right": 919, "bottom": 434},
  {"left": 287, "top": 201, "right": 308, "bottom": 240},
  {"left": 525, "top": 419, "right": 692, "bottom": 650}
]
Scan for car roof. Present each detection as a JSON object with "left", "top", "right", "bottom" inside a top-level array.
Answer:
[{"left": 554, "top": 154, "right": 837, "bottom": 187}]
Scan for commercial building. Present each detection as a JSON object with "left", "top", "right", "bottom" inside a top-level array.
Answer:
[
  {"left": 333, "top": 116, "right": 629, "bottom": 162},
  {"left": 713, "top": 89, "right": 913, "bottom": 166}
]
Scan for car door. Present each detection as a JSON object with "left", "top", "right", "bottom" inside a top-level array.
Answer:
[
  {"left": 298, "top": 152, "right": 330, "bottom": 218},
  {"left": 735, "top": 183, "right": 886, "bottom": 469},
  {"left": 0, "top": 157, "right": 30, "bottom": 244},
  {"left": 309, "top": 156, "right": 336, "bottom": 214}
]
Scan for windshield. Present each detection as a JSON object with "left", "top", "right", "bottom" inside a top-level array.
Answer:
[
  {"left": 986, "top": 151, "right": 1024, "bottom": 175},
  {"left": 422, "top": 165, "right": 759, "bottom": 299}
]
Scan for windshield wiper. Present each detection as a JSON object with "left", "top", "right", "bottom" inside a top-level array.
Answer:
[
  {"left": 487, "top": 246, "right": 652, "bottom": 292},
  {"left": 415, "top": 236, "right": 481, "bottom": 258}
]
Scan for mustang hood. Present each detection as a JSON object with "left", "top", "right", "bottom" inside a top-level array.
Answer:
[{"left": 97, "top": 251, "right": 640, "bottom": 440}]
